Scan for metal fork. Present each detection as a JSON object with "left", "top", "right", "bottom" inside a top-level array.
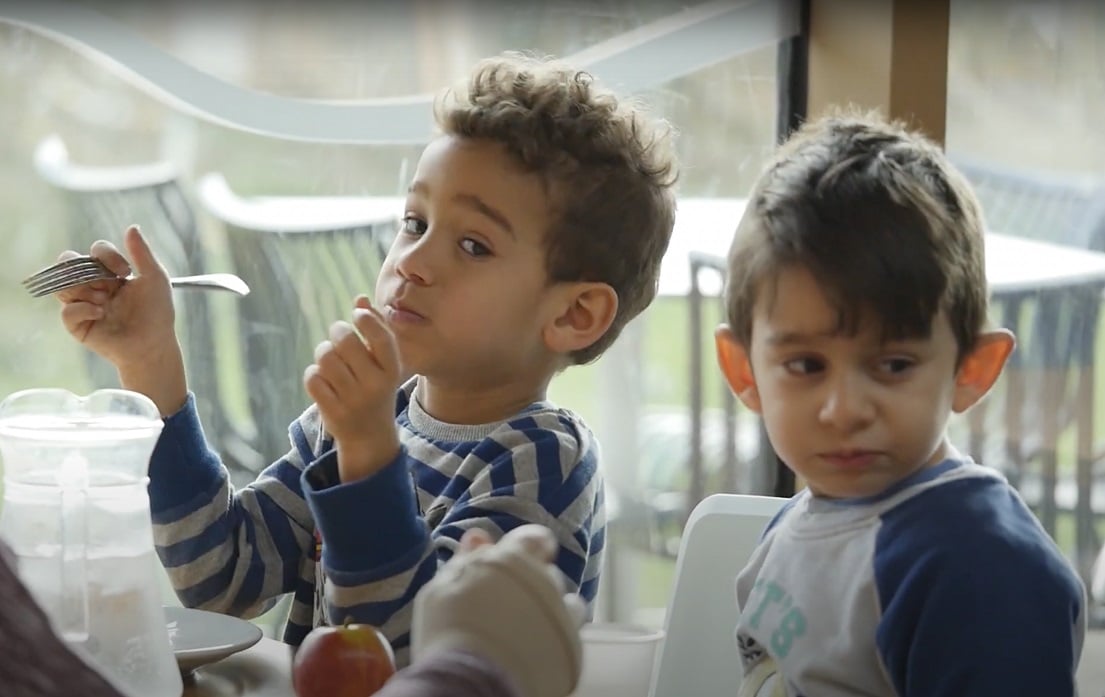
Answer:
[{"left": 22, "top": 255, "right": 250, "bottom": 298}]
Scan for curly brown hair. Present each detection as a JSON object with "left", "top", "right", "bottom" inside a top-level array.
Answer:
[
  {"left": 434, "top": 51, "right": 679, "bottom": 364},
  {"left": 725, "top": 110, "right": 989, "bottom": 365}
]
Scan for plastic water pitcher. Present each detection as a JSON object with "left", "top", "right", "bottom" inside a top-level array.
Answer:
[{"left": 0, "top": 388, "right": 182, "bottom": 697}]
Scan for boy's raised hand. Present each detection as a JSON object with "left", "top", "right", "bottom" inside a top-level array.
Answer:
[
  {"left": 55, "top": 225, "right": 187, "bottom": 416},
  {"left": 305, "top": 294, "right": 401, "bottom": 482},
  {"left": 56, "top": 226, "right": 176, "bottom": 361}
]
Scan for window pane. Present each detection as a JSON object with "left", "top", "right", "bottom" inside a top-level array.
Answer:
[
  {"left": 947, "top": 0, "right": 1105, "bottom": 174},
  {"left": 0, "top": 2, "right": 784, "bottom": 628},
  {"left": 78, "top": 0, "right": 719, "bottom": 99},
  {"left": 945, "top": 0, "right": 1105, "bottom": 596}
]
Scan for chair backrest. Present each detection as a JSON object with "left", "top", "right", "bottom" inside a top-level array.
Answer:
[
  {"left": 196, "top": 173, "right": 398, "bottom": 462},
  {"left": 32, "top": 137, "right": 262, "bottom": 482},
  {"left": 650, "top": 493, "right": 786, "bottom": 697},
  {"left": 952, "top": 155, "right": 1105, "bottom": 251},
  {"left": 949, "top": 156, "right": 1105, "bottom": 576}
]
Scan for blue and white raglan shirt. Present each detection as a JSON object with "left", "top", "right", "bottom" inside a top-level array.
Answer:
[
  {"left": 735, "top": 452, "right": 1086, "bottom": 697},
  {"left": 148, "top": 376, "right": 605, "bottom": 666}
]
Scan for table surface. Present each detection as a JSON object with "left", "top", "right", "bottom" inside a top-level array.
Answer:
[
  {"left": 179, "top": 627, "right": 1105, "bottom": 696},
  {"left": 182, "top": 637, "right": 294, "bottom": 697},
  {"left": 196, "top": 190, "right": 1105, "bottom": 298},
  {"left": 658, "top": 198, "right": 1105, "bottom": 297}
]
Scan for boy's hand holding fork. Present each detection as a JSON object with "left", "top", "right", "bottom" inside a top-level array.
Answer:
[
  {"left": 54, "top": 225, "right": 187, "bottom": 417},
  {"left": 51, "top": 224, "right": 401, "bottom": 480}
]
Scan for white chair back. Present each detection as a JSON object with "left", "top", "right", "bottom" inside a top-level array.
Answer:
[{"left": 650, "top": 493, "right": 787, "bottom": 697}]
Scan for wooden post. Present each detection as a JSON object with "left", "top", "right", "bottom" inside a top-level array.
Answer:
[{"left": 806, "top": 0, "right": 949, "bottom": 146}]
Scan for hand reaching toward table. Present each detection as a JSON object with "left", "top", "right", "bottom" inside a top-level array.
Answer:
[{"left": 409, "top": 524, "right": 586, "bottom": 697}]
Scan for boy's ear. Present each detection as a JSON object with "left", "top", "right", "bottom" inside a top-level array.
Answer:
[
  {"left": 715, "top": 324, "right": 762, "bottom": 414},
  {"left": 952, "top": 329, "right": 1016, "bottom": 413},
  {"left": 543, "top": 282, "right": 618, "bottom": 355}
]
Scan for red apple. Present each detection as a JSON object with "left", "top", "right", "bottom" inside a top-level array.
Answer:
[{"left": 292, "top": 619, "right": 397, "bottom": 697}]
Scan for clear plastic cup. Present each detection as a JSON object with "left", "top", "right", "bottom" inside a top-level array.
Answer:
[{"left": 570, "top": 622, "right": 665, "bottom": 697}]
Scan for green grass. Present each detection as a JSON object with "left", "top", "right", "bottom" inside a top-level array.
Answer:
[{"left": 548, "top": 294, "right": 731, "bottom": 420}]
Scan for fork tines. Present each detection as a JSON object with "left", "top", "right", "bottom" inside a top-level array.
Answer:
[{"left": 22, "top": 256, "right": 118, "bottom": 297}]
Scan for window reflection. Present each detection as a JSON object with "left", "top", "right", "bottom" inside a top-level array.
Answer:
[
  {"left": 78, "top": 0, "right": 717, "bottom": 99},
  {"left": 947, "top": 1, "right": 1105, "bottom": 173},
  {"left": 0, "top": 3, "right": 781, "bottom": 625},
  {"left": 946, "top": 0, "right": 1105, "bottom": 589}
]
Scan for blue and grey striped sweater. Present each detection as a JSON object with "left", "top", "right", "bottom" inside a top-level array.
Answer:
[{"left": 148, "top": 377, "right": 605, "bottom": 666}]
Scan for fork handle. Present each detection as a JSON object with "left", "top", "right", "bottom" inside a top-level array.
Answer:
[{"left": 166, "top": 273, "right": 250, "bottom": 296}]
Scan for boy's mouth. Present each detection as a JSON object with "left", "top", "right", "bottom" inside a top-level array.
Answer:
[
  {"left": 384, "top": 300, "right": 426, "bottom": 323},
  {"left": 819, "top": 450, "right": 878, "bottom": 469}
]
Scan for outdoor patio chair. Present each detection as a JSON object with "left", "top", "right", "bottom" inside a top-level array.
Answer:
[
  {"left": 32, "top": 136, "right": 263, "bottom": 483},
  {"left": 951, "top": 155, "right": 1105, "bottom": 579},
  {"left": 195, "top": 173, "right": 398, "bottom": 464}
]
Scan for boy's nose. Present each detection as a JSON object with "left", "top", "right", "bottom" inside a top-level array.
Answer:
[
  {"left": 395, "top": 236, "right": 437, "bottom": 286},
  {"left": 818, "top": 374, "right": 876, "bottom": 432}
]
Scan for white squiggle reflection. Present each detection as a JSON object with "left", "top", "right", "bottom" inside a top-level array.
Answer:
[{"left": 0, "top": 0, "right": 799, "bottom": 144}]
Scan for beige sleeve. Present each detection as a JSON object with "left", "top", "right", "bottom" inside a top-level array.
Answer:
[{"left": 411, "top": 526, "right": 583, "bottom": 697}]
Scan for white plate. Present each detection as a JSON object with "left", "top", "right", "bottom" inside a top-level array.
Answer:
[{"left": 165, "top": 606, "right": 264, "bottom": 676}]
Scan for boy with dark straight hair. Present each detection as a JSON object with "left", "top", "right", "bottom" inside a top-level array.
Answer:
[{"left": 716, "top": 111, "right": 1085, "bottom": 696}]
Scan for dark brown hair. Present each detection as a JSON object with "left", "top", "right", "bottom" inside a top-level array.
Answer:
[
  {"left": 435, "top": 51, "right": 679, "bottom": 364},
  {"left": 725, "top": 110, "right": 988, "bottom": 362}
]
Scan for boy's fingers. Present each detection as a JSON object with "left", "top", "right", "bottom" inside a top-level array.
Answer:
[
  {"left": 314, "top": 335, "right": 365, "bottom": 397},
  {"left": 53, "top": 249, "right": 83, "bottom": 264},
  {"left": 313, "top": 339, "right": 333, "bottom": 365},
  {"left": 122, "top": 225, "right": 167, "bottom": 280},
  {"left": 54, "top": 280, "right": 112, "bottom": 306},
  {"left": 59, "top": 301, "right": 103, "bottom": 334},
  {"left": 458, "top": 528, "right": 495, "bottom": 554},
  {"left": 497, "top": 524, "right": 559, "bottom": 563},
  {"left": 303, "top": 363, "right": 338, "bottom": 408},
  {"left": 562, "top": 594, "right": 587, "bottom": 628},
  {"left": 352, "top": 306, "right": 399, "bottom": 375},
  {"left": 354, "top": 294, "right": 372, "bottom": 310},
  {"left": 88, "top": 238, "right": 132, "bottom": 278},
  {"left": 327, "top": 321, "right": 377, "bottom": 385}
]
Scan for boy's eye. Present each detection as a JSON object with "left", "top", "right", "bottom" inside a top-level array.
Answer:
[
  {"left": 460, "top": 237, "right": 491, "bottom": 257},
  {"left": 783, "top": 357, "right": 824, "bottom": 375},
  {"left": 878, "top": 357, "right": 915, "bottom": 375},
  {"left": 400, "top": 216, "right": 427, "bottom": 236}
]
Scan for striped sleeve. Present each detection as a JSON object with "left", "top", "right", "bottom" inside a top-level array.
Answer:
[
  {"left": 302, "top": 412, "right": 604, "bottom": 668},
  {"left": 148, "top": 394, "right": 316, "bottom": 619}
]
